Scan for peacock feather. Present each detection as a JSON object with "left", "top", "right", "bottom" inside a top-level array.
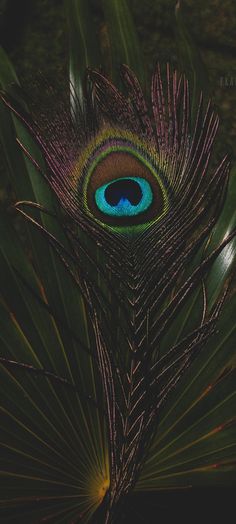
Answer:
[
  {"left": 0, "top": 61, "right": 234, "bottom": 522},
  {"left": 0, "top": 1, "right": 236, "bottom": 522}
]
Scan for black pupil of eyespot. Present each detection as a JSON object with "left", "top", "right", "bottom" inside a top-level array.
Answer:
[{"left": 105, "top": 179, "right": 142, "bottom": 206}]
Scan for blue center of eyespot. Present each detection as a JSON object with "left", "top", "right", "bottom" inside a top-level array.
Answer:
[{"left": 95, "top": 177, "right": 153, "bottom": 217}]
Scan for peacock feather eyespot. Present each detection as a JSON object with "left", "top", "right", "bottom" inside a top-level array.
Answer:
[{"left": 73, "top": 128, "right": 170, "bottom": 232}]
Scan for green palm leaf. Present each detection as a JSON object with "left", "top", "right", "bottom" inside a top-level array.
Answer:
[{"left": 0, "top": 45, "right": 108, "bottom": 522}]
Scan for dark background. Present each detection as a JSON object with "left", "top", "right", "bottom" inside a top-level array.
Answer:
[{"left": 1, "top": 0, "right": 236, "bottom": 159}]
